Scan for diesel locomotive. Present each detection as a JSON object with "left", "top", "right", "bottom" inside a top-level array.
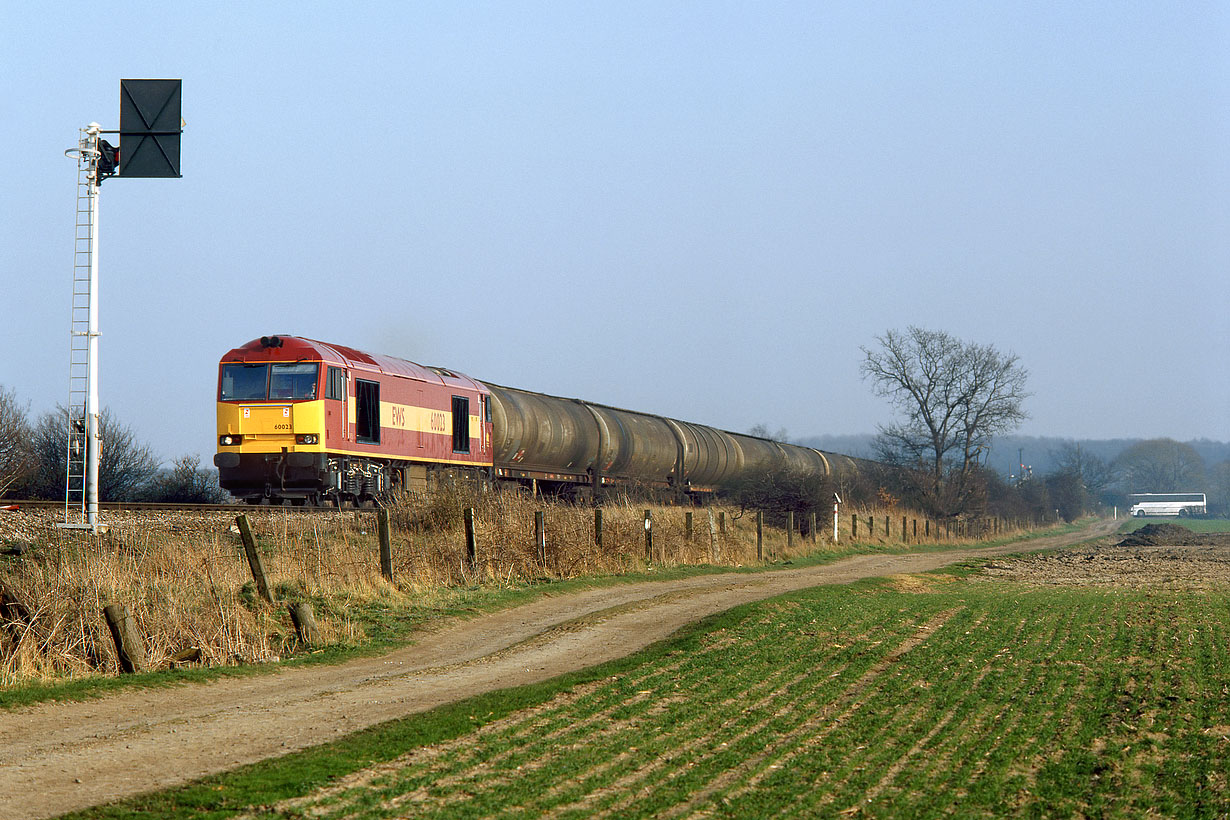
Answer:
[{"left": 213, "top": 335, "right": 868, "bottom": 505}]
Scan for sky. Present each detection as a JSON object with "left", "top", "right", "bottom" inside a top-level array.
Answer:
[{"left": 2, "top": 1, "right": 1227, "bottom": 468}]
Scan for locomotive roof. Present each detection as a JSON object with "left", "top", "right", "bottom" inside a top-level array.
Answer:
[{"left": 221, "top": 336, "right": 487, "bottom": 392}]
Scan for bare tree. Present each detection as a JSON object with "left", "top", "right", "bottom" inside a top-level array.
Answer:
[
  {"left": 0, "top": 386, "right": 33, "bottom": 496},
  {"left": 1051, "top": 442, "right": 1114, "bottom": 498},
  {"left": 146, "top": 454, "right": 228, "bottom": 503},
  {"left": 747, "top": 423, "right": 790, "bottom": 443},
  {"left": 1115, "top": 438, "right": 1206, "bottom": 494},
  {"left": 1210, "top": 459, "right": 1230, "bottom": 516},
  {"left": 725, "top": 465, "right": 830, "bottom": 528},
  {"left": 860, "top": 327, "right": 1030, "bottom": 517},
  {"left": 21, "top": 406, "right": 161, "bottom": 500}
]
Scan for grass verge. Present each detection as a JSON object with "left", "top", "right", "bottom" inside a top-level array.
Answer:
[
  {"left": 61, "top": 535, "right": 1228, "bottom": 819},
  {"left": 1, "top": 514, "right": 1087, "bottom": 712}
]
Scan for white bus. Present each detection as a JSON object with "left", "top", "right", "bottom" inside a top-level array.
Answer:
[{"left": 1129, "top": 492, "right": 1206, "bottom": 517}]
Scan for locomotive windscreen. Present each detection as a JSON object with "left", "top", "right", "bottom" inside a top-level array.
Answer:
[
  {"left": 270, "top": 363, "right": 319, "bottom": 399},
  {"left": 220, "top": 364, "right": 268, "bottom": 400},
  {"left": 220, "top": 363, "right": 320, "bottom": 401}
]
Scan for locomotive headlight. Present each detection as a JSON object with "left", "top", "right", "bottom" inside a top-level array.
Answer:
[
  {"left": 219, "top": 434, "right": 242, "bottom": 446},
  {"left": 296, "top": 434, "right": 319, "bottom": 445}
]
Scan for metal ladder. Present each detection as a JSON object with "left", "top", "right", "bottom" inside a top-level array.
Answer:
[{"left": 64, "top": 129, "right": 97, "bottom": 526}]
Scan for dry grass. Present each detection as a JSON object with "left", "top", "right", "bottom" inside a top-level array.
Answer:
[{"left": 0, "top": 489, "right": 1020, "bottom": 687}]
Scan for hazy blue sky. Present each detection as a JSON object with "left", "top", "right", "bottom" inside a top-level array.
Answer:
[{"left": 2, "top": 1, "right": 1227, "bottom": 466}]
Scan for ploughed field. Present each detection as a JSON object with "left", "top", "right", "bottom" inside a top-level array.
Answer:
[{"left": 42, "top": 520, "right": 1227, "bottom": 820}]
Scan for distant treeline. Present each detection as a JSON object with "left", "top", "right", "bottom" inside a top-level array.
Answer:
[{"left": 798, "top": 434, "right": 1230, "bottom": 483}]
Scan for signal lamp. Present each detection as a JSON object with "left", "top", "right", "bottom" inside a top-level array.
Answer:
[
  {"left": 219, "top": 434, "right": 242, "bottom": 446},
  {"left": 97, "top": 140, "right": 119, "bottom": 180},
  {"left": 296, "top": 434, "right": 319, "bottom": 445}
]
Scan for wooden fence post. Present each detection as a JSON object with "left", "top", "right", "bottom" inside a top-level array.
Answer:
[
  {"left": 644, "top": 510, "right": 653, "bottom": 562},
  {"left": 535, "top": 510, "right": 546, "bottom": 567},
  {"left": 885, "top": 516, "right": 889, "bottom": 538},
  {"left": 288, "top": 601, "right": 322, "bottom": 646},
  {"left": 809, "top": 511, "right": 817, "bottom": 543},
  {"left": 236, "top": 514, "right": 273, "bottom": 603},
  {"left": 103, "top": 603, "right": 145, "bottom": 674},
  {"left": 902, "top": 516, "right": 908, "bottom": 544},
  {"left": 852, "top": 513, "right": 857, "bottom": 540},
  {"left": 464, "top": 507, "right": 477, "bottom": 573},
  {"left": 719, "top": 511, "right": 727, "bottom": 534},
  {"left": 594, "top": 507, "right": 604, "bottom": 548},
  {"left": 756, "top": 511, "right": 764, "bottom": 561},
  {"left": 913, "top": 519, "right": 918, "bottom": 539},
  {"left": 377, "top": 508, "right": 393, "bottom": 582},
  {"left": 787, "top": 511, "right": 794, "bottom": 549},
  {"left": 685, "top": 511, "right": 693, "bottom": 542},
  {"left": 708, "top": 509, "right": 718, "bottom": 562}
]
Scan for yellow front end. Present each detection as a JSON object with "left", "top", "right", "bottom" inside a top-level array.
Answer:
[{"left": 216, "top": 400, "right": 327, "bottom": 455}]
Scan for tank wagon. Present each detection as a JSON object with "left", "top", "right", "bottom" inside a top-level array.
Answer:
[{"left": 214, "top": 336, "right": 868, "bottom": 505}]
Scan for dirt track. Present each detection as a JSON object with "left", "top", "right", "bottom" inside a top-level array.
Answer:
[{"left": 0, "top": 520, "right": 1120, "bottom": 820}]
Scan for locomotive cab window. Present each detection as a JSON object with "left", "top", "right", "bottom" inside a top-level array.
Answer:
[
  {"left": 326, "top": 367, "right": 346, "bottom": 400},
  {"left": 452, "top": 396, "right": 470, "bottom": 453},
  {"left": 220, "top": 364, "right": 268, "bottom": 400},
  {"left": 356, "top": 379, "right": 380, "bottom": 444},
  {"left": 269, "top": 363, "right": 319, "bottom": 400}
]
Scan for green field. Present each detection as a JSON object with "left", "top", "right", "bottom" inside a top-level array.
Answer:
[
  {"left": 74, "top": 564, "right": 1230, "bottom": 820},
  {"left": 1120, "top": 516, "right": 1230, "bottom": 534}
]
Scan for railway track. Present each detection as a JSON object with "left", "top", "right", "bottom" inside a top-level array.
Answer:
[{"left": 0, "top": 499, "right": 358, "bottom": 514}]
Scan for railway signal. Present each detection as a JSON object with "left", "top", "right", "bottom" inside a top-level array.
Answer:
[{"left": 60, "top": 80, "right": 182, "bottom": 531}]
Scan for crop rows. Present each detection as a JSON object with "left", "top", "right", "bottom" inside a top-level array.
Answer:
[{"left": 253, "top": 577, "right": 1229, "bottom": 818}]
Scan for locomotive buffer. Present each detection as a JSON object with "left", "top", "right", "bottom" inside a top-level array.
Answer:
[{"left": 59, "top": 80, "right": 182, "bottom": 531}]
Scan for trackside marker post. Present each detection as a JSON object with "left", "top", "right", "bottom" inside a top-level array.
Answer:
[
  {"left": 833, "top": 493, "right": 841, "bottom": 544},
  {"left": 644, "top": 510, "right": 653, "bottom": 562}
]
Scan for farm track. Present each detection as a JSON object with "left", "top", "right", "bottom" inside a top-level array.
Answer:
[{"left": 0, "top": 519, "right": 1118, "bottom": 820}]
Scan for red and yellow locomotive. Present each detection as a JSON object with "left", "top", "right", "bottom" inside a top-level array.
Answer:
[
  {"left": 216, "top": 335, "right": 876, "bottom": 505},
  {"left": 214, "top": 336, "right": 492, "bottom": 504}
]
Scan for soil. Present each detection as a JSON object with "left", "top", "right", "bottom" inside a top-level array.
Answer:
[
  {"left": 978, "top": 523, "right": 1230, "bottom": 591},
  {"left": 1115, "top": 522, "right": 1230, "bottom": 547},
  {"left": 1, "top": 517, "right": 1207, "bottom": 820}
]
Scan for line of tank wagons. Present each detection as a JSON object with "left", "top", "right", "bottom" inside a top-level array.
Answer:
[{"left": 214, "top": 336, "right": 873, "bottom": 506}]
